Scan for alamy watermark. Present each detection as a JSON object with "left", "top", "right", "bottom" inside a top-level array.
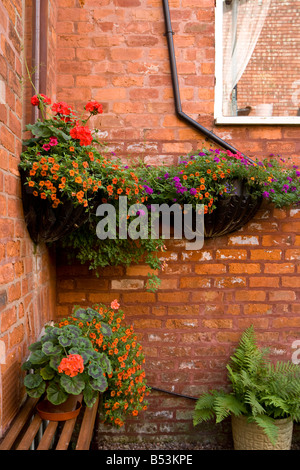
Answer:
[{"left": 95, "top": 196, "right": 204, "bottom": 250}]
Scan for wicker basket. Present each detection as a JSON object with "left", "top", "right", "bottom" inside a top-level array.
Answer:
[{"left": 232, "top": 415, "right": 293, "bottom": 450}]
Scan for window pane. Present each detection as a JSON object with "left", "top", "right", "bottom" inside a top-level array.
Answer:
[{"left": 222, "top": 0, "right": 300, "bottom": 117}]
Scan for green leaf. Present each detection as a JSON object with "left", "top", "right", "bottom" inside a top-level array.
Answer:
[
  {"left": 60, "top": 374, "right": 85, "bottom": 395},
  {"left": 49, "top": 354, "right": 64, "bottom": 370},
  {"left": 72, "top": 337, "right": 93, "bottom": 350},
  {"left": 21, "top": 360, "right": 32, "bottom": 371},
  {"left": 99, "top": 354, "right": 112, "bottom": 374},
  {"left": 27, "top": 122, "right": 52, "bottom": 139},
  {"left": 28, "top": 341, "right": 42, "bottom": 352},
  {"left": 26, "top": 381, "right": 46, "bottom": 399},
  {"left": 46, "top": 380, "right": 69, "bottom": 405},
  {"left": 251, "top": 415, "right": 279, "bottom": 446},
  {"left": 58, "top": 335, "right": 72, "bottom": 347},
  {"left": 24, "top": 373, "right": 43, "bottom": 389},
  {"left": 40, "top": 364, "right": 56, "bottom": 381},
  {"left": 29, "top": 350, "right": 49, "bottom": 365},
  {"left": 42, "top": 341, "right": 63, "bottom": 356},
  {"left": 88, "top": 363, "right": 104, "bottom": 379},
  {"left": 90, "top": 375, "right": 108, "bottom": 392},
  {"left": 83, "top": 384, "right": 98, "bottom": 408},
  {"left": 100, "top": 322, "right": 112, "bottom": 337}
]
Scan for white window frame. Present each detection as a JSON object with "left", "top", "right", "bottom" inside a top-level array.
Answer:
[{"left": 214, "top": 0, "right": 300, "bottom": 125}]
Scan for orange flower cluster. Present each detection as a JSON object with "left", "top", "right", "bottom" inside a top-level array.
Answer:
[
  {"left": 64, "top": 302, "right": 149, "bottom": 428},
  {"left": 58, "top": 354, "right": 84, "bottom": 377}
]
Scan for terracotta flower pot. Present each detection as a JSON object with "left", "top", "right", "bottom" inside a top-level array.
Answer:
[
  {"left": 36, "top": 395, "right": 82, "bottom": 421},
  {"left": 231, "top": 415, "right": 293, "bottom": 450}
]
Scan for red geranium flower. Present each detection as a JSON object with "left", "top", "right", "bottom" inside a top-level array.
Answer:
[
  {"left": 70, "top": 125, "right": 93, "bottom": 146},
  {"left": 31, "top": 94, "right": 51, "bottom": 106},
  {"left": 52, "top": 101, "right": 72, "bottom": 116},
  {"left": 85, "top": 100, "right": 103, "bottom": 115},
  {"left": 58, "top": 354, "right": 84, "bottom": 377}
]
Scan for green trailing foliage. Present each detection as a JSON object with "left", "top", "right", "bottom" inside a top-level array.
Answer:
[{"left": 193, "top": 326, "right": 300, "bottom": 445}]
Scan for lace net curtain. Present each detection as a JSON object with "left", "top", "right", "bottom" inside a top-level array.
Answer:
[{"left": 222, "top": 0, "right": 271, "bottom": 116}]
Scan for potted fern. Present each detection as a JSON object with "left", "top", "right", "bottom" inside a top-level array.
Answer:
[{"left": 193, "top": 326, "right": 300, "bottom": 450}]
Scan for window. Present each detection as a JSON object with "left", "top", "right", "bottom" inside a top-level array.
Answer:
[{"left": 214, "top": 0, "right": 300, "bottom": 124}]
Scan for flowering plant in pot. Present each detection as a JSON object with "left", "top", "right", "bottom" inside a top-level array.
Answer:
[
  {"left": 19, "top": 94, "right": 105, "bottom": 210},
  {"left": 138, "top": 148, "right": 300, "bottom": 214},
  {"left": 22, "top": 301, "right": 150, "bottom": 426},
  {"left": 22, "top": 307, "right": 113, "bottom": 414},
  {"left": 193, "top": 326, "right": 300, "bottom": 450},
  {"left": 59, "top": 300, "right": 150, "bottom": 427}
]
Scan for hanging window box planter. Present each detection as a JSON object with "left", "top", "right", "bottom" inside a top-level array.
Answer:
[
  {"left": 203, "top": 179, "right": 262, "bottom": 238},
  {"left": 20, "top": 167, "right": 90, "bottom": 244}
]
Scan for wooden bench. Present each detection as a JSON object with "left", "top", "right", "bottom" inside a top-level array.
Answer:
[{"left": 0, "top": 394, "right": 99, "bottom": 450}]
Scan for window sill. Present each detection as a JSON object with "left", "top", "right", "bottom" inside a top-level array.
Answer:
[{"left": 214, "top": 116, "right": 300, "bottom": 126}]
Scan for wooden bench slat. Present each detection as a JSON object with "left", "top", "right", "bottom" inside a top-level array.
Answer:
[
  {"left": 0, "top": 393, "right": 99, "bottom": 450},
  {"left": 76, "top": 395, "right": 99, "bottom": 450},
  {"left": 16, "top": 414, "right": 42, "bottom": 450},
  {"left": 55, "top": 417, "right": 78, "bottom": 450},
  {"left": 36, "top": 421, "right": 59, "bottom": 450},
  {"left": 0, "top": 397, "right": 39, "bottom": 450}
]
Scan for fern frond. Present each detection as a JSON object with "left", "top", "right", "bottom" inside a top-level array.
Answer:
[
  {"left": 194, "top": 391, "right": 217, "bottom": 411},
  {"left": 214, "top": 394, "right": 247, "bottom": 423},
  {"left": 193, "top": 408, "right": 216, "bottom": 426},
  {"left": 251, "top": 415, "right": 279, "bottom": 446},
  {"left": 244, "top": 390, "right": 265, "bottom": 416}
]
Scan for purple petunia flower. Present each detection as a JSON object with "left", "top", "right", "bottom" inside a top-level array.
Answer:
[
  {"left": 190, "top": 188, "right": 197, "bottom": 195},
  {"left": 143, "top": 185, "right": 153, "bottom": 194},
  {"left": 262, "top": 191, "right": 270, "bottom": 198}
]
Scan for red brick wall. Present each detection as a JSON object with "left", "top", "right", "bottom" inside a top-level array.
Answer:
[
  {"left": 1, "top": 0, "right": 299, "bottom": 445},
  {"left": 55, "top": 0, "right": 300, "bottom": 162},
  {"left": 56, "top": 203, "right": 300, "bottom": 445},
  {"left": 53, "top": 0, "right": 300, "bottom": 445},
  {"left": 0, "top": 0, "right": 57, "bottom": 437}
]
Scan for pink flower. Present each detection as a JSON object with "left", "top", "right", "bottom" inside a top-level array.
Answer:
[
  {"left": 49, "top": 137, "right": 58, "bottom": 146},
  {"left": 42, "top": 144, "right": 51, "bottom": 151},
  {"left": 111, "top": 299, "right": 120, "bottom": 310}
]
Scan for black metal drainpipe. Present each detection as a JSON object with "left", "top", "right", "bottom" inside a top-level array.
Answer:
[{"left": 162, "top": 0, "right": 247, "bottom": 158}]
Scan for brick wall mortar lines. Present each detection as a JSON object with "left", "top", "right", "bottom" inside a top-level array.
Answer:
[{"left": 0, "top": 0, "right": 57, "bottom": 437}]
